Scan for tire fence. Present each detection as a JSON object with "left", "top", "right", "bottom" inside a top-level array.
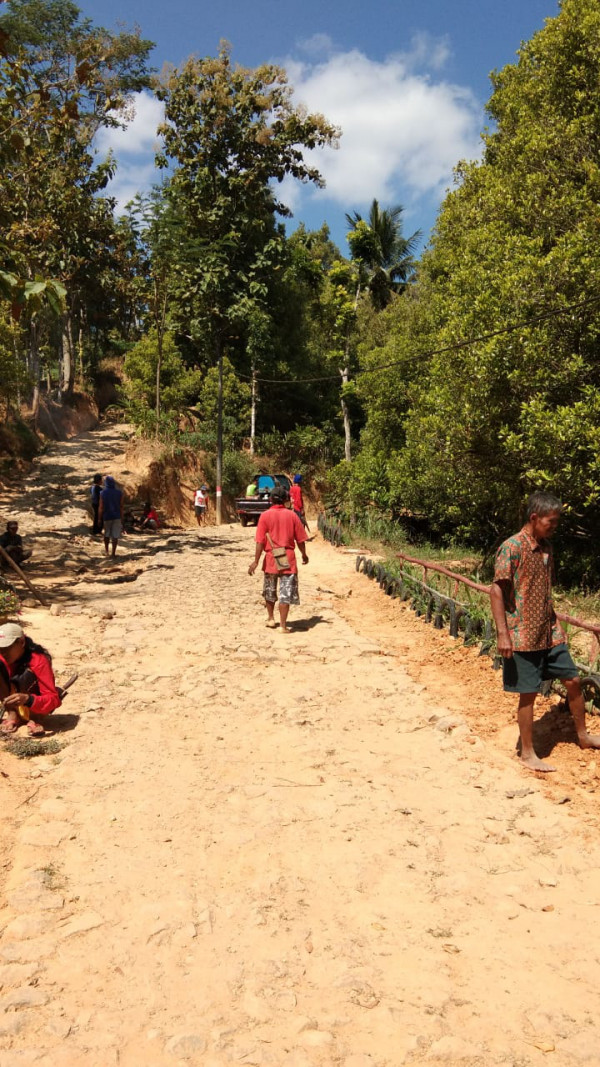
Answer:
[{"left": 317, "top": 513, "right": 600, "bottom": 713}]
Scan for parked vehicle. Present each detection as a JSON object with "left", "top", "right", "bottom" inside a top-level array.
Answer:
[{"left": 236, "top": 474, "right": 291, "bottom": 526}]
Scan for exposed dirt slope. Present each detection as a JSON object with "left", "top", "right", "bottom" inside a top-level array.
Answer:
[{"left": 0, "top": 424, "right": 599, "bottom": 1066}]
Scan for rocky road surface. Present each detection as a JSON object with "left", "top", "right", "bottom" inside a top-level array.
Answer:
[{"left": 1, "top": 425, "right": 599, "bottom": 1066}]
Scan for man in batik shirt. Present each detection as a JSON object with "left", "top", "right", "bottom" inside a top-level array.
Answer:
[{"left": 490, "top": 491, "right": 600, "bottom": 772}]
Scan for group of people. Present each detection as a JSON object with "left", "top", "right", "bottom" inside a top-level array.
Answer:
[
  {"left": 2, "top": 466, "right": 598, "bottom": 771},
  {"left": 91, "top": 475, "right": 161, "bottom": 556}
]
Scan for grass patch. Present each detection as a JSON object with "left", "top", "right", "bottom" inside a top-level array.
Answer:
[{"left": 4, "top": 737, "right": 65, "bottom": 759}]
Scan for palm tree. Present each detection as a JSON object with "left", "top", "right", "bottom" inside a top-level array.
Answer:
[{"left": 345, "top": 199, "right": 422, "bottom": 308}]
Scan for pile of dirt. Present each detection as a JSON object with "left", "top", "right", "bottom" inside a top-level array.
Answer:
[
  {"left": 36, "top": 393, "right": 99, "bottom": 441},
  {"left": 120, "top": 437, "right": 238, "bottom": 526}
]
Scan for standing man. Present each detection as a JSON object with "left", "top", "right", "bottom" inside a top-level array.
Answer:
[
  {"left": 248, "top": 484, "right": 308, "bottom": 633},
  {"left": 490, "top": 490, "right": 600, "bottom": 772},
  {"left": 90, "top": 474, "right": 103, "bottom": 534},
  {"left": 289, "top": 473, "right": 309, "bottom": 531},
  {"left": 98, "top": 475, "right": 124, "bottom": 557},
  {"left": 246, "top": 475, "right": 259, "bottom": 498}
]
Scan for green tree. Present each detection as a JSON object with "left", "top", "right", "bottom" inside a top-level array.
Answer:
[
  {"left": 156, "top": 42, "right": 338, "bottom": 521},
  {"left": 0, "top": 0, "right": 153, "bottom": 406},
  {"left": 347, "top": 0, "right": 600, "bottom": 580},
  {"left": 345, "top": 199, "right": 421, "bottom": 308}
]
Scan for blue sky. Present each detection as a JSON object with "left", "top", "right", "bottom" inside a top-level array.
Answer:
[{"left": 79, "top": 0, "right": 560, "bottom": 253}]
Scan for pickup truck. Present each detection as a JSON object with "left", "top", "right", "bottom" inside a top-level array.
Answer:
[{"left": 236, "top": 474, "right": 291, "bottom": 526}]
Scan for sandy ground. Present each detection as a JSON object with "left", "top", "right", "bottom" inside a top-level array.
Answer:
[{"left": 1, "top": 425, "right": 600, "bottom": 1066}]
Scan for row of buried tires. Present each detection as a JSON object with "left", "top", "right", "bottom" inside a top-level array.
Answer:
[
  {"left": 354, "top": 553, "right": 496, "bottom": 659},
  {"left": 317, "top": 513, "right": 600, "bottom": 712}
]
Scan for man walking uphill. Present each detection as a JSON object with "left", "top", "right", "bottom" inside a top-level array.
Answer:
[
  {"left": 98, "top": 475, "right": 124, "bottom": 558},
  {"left": 248, "top": 485, "right": 308, "bottom": 633}
]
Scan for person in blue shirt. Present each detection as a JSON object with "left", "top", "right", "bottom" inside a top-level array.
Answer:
[
  {"left": 90, "top": 474, "right": 103, "bottom": 534},
  {"left": 98, "top": 475, "right": 124, "bottom": 557}
]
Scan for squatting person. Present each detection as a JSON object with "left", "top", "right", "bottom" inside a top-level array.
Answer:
[
  {"left": 490, "top": 490, "right": 600, "bottom": 772},
  {"left": 248, "top": 484, "right": 308, "bottom": 633}
]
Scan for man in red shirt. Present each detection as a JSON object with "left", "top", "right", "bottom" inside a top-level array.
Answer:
[{"left": 248, "top": 485, "right": 308, "bottom": 633}]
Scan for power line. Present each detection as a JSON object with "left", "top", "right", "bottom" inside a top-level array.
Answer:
[{"left": 238, "top": 294, "right": 600, "bottom": 385}]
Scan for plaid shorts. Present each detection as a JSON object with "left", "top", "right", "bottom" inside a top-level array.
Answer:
[{"left": 262, "top": 572, "right": 300, "bottom": 605}]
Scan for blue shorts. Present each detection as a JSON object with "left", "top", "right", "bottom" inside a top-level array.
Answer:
[{"left": 502, "top": 642, "right": 578, "bottom": 694}]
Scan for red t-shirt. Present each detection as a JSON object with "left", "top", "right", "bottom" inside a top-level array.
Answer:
[
  {"left": 26, "top": 651, "right": 62, "bottom": 716},
  {"left": 256, "top": 505, "right": 307, "bottom": 574},
  {"left": 289, "top": 484, "right": 304, "bottom": 512}
]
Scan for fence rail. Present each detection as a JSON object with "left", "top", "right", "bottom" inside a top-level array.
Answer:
[{"left": 318, "top": 513, "right": 600, "bottom": 710}]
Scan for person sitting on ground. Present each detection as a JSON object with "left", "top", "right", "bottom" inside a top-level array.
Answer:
[
  {"left": 140, "top": 502, "right": 160, "bottom": 531},
  {"left": 0, "top": 622, "right": 62, "bottom": 736},
  {"left": 194, "top": 485, "right": 209, "bottom": 526},
  {"left": 248, "top": 484, "right": 308, "bottom": 633},
  {"left": 98, "top": 475, "right": 124, "bottom": 557},
  {"left": 246, "top": 475, "right": 259, "bottom": 498},
  {"left": 0, "top": 521, "right": 32, "bottom": 568},
  {"left": 90, "top": 474, "right": 103, "bottom": 535},
  {"left": 490, "top": 489, "right": 600, "bottom": 772}
]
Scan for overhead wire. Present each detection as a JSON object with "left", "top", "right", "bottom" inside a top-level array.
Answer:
[{"left": 237, "top": 294, "right": 600, "bottom": 385}]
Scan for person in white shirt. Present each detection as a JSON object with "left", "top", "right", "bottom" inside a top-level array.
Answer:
[{"left": 194, "top": 485, "right": 209, "bottom": 526}]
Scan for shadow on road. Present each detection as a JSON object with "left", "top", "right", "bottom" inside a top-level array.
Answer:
[{"left": 287, "top": 615, "right": 332, "bottom": 633}]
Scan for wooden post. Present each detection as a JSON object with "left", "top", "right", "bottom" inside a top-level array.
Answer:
[{"left": 0, "top": 545, "right": 48, "bottom": 607}]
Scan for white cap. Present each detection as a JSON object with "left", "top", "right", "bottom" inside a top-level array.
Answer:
[{"left": 0, "top": 622, "right": 24, "bottom": 648}]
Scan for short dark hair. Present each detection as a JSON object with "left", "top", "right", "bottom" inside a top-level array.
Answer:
[
  {"left": 7, "top": 521, "right": 17, "bottom": 529},
  {"left": 93, "top": 474, "right": 102, "bottom": 484},
  {"left": 525, "top": 491, "right": 563, "bottom": 521}
]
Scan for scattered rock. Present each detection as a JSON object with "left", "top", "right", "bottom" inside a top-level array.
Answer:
[
  {"left": 300, "top": 1029, "right": 335, "bottom": 1047},
  {"left": 1, "top": 985, "right": 49, "bottom": 1010},
  {"left": 56, "top": 911, "right": 104, "bottom": 939},
  {"left": 164, "top": 1033, "right": 207, "bottom": 1058}
]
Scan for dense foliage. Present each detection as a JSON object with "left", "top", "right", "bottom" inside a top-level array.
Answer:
[
  {"left": 335, "top": 0, "right": 600, "bottom": 582},
  {"left": 3, "top": 0, "right": 600, "bottom": 583}
]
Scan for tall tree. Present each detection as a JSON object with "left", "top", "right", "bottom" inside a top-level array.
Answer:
[
  {"left": 345, "top": 199, "right": 421, "bottom": 308},
  {"left": 157, "top": 43, "right": 338, "bottom": 522},
  {"left": 0, "top": 0, "right": 153, "bottom": 404}
]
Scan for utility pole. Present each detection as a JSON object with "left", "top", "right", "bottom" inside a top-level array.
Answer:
[{"left": 216, "top": 349, "right": 223, "bottom": 525}]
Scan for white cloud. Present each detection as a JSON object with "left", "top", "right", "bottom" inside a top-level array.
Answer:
[
  {"left": 280, "top": 39, "right": 483, "bottom": 219},
  {"left": 91, "top": 42, "right": 482, "bottom": 229},
  {"left": 94, "top": 90, "right": 164, "bottom": 212}
]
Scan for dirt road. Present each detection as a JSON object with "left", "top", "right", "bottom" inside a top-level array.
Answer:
[{"left": 1, "top": 426, "right": 599, "bottom": 1066}]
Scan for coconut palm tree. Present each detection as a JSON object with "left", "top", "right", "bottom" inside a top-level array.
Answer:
[{"left": 345, "top": 199, "right": 422, "bottom": 307}]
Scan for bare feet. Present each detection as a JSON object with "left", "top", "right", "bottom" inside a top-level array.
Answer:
[
  {"left": 520, "top": 752, "right": 556, "bottom": 773},
  {"left": 280, "top": 626, "right": 292, "bottom": 634},
  {"left": 265, "top": 619, "right": 277, "bottom": 629},
  {"left": 578, "top": 733, "right": 600, "bottom": 750},
  {"left": 1, "top": 712, "right": 21, "bottom": 736}
]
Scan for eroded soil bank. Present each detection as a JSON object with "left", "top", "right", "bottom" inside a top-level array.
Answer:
[{"left": 0, "top": 425, "right": 599, "bottom": 1066}]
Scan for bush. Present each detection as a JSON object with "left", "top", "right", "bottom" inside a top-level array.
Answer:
[{"left": 202, "top": 451, "right": 257, "bottom": 496}]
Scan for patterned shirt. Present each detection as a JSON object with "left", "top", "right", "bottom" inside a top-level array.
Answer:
[{"left": 494, "top": 528, "right": 566, "bottom": 651}]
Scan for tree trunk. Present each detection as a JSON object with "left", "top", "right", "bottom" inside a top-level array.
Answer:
[
  {"left": 340, "top": 366, "right": 352, "bottom": 463},
  {"left": 29, "top": 318, "right": 40, "bottom": 423},
  {"left": 155, "top": 330, "right": 162, "bottom": 438},
  {"left": 216, "top": 341, "right": 224, "bottom": 526},
  {"left": 59, "top": 312, "right": 75, "bottom": 400},
  {"left": 77, "top": 306, "right": 85, "bottom": 387},
  {"left": 249, "top": 364, "right": 257, "bottom": 455}
]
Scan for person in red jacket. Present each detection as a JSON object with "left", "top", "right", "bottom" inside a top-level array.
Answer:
[
  {"left": 0, "top": 622, "right": 62, "bottom": 736},
  {"left": 248, "top": 484, "right": 308, "bottom": 632}
]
